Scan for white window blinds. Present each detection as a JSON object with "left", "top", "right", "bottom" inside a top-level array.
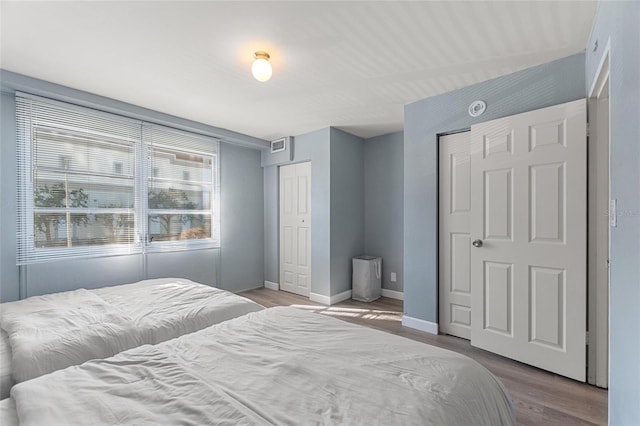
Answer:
[
  {"left": 143, "top": 124, "right": 219, "bottom": 252},
  {"left": 16, "top": 93, "right": 220, "bottom": 265}
]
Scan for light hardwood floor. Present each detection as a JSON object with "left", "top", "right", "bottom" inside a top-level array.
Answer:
[{"left": 240, "top": 288, "right": 608, "bottom": 426}]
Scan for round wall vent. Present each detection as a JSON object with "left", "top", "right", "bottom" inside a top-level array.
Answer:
[{"left": 468, "top": 100, "right": 487, "bottom": 117}]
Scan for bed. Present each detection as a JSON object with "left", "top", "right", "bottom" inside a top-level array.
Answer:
[
  {"left": 0, "top": 278, "right": 263, "bottom": 399},
  {"left": 0, "top": 330, "right": 12, "bottom": 400},
  {"left": 4, "top": 307, "right": 515, "bottom": 425}
]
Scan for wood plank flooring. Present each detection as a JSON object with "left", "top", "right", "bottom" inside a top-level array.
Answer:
[{"left": 240, "top": 288, "right": 608, "bottom": 426}]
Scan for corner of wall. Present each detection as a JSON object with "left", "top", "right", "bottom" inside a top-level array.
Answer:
[
  {"left": 328, "top": 128, "right": 365, "bottom": 297},
  {"left": 585, "top": 2, "right": 640, "bottom": 424}
]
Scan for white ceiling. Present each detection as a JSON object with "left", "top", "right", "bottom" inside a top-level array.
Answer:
[{"left": 0, "top": 1, "right": 597, "bottom": 141}]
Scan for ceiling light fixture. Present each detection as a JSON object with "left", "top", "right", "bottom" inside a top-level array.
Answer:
[{"left": 252, "top": 51, "right": 272, "bottom": 82}]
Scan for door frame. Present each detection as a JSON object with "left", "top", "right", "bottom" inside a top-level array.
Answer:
[{"left": 587, "top": 39, "right": 611, "bottom": 388}]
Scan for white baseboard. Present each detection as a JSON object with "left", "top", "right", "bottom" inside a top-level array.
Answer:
[
  {"left": 331, "top": 290, "right": 352, "bottom": 304},
  {"left": 309, "top": 292, "right": 330, "bottom": 305},
  {"left": 402, "top": 315, "right": 438, "bottom": 335},
  {"left": 381, "top": 288, "right": 404, "bottom": 300},
  {"left": 264, "top": 281, "right": 279, "bottom": 291},
  {"left": 309, "top": 290, "right": 352, "bottom": 306}
]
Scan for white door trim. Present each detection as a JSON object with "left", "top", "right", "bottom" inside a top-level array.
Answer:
[{"left": 587, "top": 39, "right": 611, "bottom": 388}]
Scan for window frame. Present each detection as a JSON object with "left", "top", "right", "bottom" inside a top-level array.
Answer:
[
  {"left": 16, "top": 93, "right": 221, "bottom": 265},
  {"left": 144, "top": 142, "right": 220, "bottom": 252}
]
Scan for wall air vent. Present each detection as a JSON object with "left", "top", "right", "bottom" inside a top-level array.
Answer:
[{"left": 271, "top": 137, "right": 287, "bottom": 153}]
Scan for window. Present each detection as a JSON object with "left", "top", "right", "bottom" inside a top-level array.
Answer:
[
  {"left": 113, "top": 162, "right": 124, "bottom": 174},
  {"left": 16, "top": 94, "right": 220, "bottom": 264},
  {"left": 143, "top": 124, "right": 219, "bottom": 248}
]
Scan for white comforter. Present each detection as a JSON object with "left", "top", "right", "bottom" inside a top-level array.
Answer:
[
  {"left": 11, "top": 307, "right": 515, "bottom": 425},
  {"left": 0, "top": 278, "right": 263, "bottom": 386},
  {"left": 0, "top": 330, "right": 13, "bottom": 399}
]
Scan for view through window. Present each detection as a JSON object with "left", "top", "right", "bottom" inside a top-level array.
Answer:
[{"left": 16, "top": 94, "right": 220, "bottom": 264}]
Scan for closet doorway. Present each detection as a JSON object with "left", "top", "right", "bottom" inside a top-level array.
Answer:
[
  {"left": 279, "top": 162, "right": 312, "bottom": 297},
  {"left": 438, "top": 100, "right": 588, "bottom": 381}
]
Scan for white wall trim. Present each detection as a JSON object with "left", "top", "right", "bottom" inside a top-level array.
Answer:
[
  {"left": 330, "top": 290, "right": 352, "bottom": 305},
  {"left": 309, "top": 292, "right": 331, "bottom": 305},
  {"left": 587, "top": 40, "right": 611, "bottom": 389},
  {"left": 381, "top": 288, "right": 404, "bottom": 300},
  {"left": 588, "top": 37, "right": 611, "bottom": 98},
  {"left": 402, "top": 315, "right": 439, "bottom": 335},
  {"left": 309, "top": 290, "right": 352, "bottom": 306},
  {"left": 264, "top": 281, "right": 279, "bottom": 291}
]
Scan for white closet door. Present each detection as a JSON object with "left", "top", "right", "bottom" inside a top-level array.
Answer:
[
  {"left": 279, "top": 162, "right": 311, "bottom": 297},
  {"left": 439, "top": 131, "right": 472, "bottom": 339},
  {"left": 470, "top": 99, "right": 587, "bottom": 381}
]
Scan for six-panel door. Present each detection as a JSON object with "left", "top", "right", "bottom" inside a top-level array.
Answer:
[
  {"left": 279, "top": 162, "right": 312, "bottom": 297},
  {"left": 469, "top": 99, "right": 586, "bottom": 381}
]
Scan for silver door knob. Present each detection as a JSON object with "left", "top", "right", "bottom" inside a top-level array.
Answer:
[{"left": 472, "top": 239, "right": 483, "bottom": 248}]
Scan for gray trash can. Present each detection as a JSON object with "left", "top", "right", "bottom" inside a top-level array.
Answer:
[{"left": 352, "top": 256, "right": 382, "bottom": 302}]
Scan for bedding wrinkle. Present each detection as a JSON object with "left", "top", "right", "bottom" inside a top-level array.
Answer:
[
  {"left": 1, "top": 289, "right": 142, "bottom": 382},
  {"left": 0, "top": 278, "right": 263, "bottom": 392},
  {"left": 9, "top": 306, "right": 514, "bottom": 425}
]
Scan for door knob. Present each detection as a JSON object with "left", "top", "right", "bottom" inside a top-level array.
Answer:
[{"left": 472, "top": 239, "right": 483, "bottom": 248}]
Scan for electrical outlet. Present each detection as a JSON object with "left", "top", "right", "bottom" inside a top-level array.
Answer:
[{"left": 390, "top": 272, "right": 397, "bottom": 282}]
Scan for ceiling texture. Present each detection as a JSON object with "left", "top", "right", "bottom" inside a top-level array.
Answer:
[{"left": 0, "top": 1, "right": 597, "bottom": 141}]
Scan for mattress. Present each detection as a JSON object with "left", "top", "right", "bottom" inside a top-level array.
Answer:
[
  {"left": 11, "top": 307, "right": 515, "bottom": 425},
  {"left": 0, "top": 278, "right": 263, "bottom": 397}
]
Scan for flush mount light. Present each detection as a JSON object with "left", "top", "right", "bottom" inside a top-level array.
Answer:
[{"left": 252, "top": 51, "right": 272, "bottom": 82}]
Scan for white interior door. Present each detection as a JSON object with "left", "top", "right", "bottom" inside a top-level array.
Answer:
[
  {"left": 470, "top": 99, "right": 587, "bottom": 381},
  {"left": 279, "top": 162, "right": 311, "bottom": 297},
  {"left": 439, "top": 131, "right": 472, "bottom": 339}
]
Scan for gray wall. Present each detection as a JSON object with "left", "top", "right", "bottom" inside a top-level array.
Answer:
[
  {"left": 329, "top": 128, "right": 364, "bottom": 295},
  {"left": 219, "top": 143, "right": 264, "bottom": 292},
  {"left": 0, "top": 93, "right": 19, "bottom": 301},
  {"left": 262, "top": 127, "right": 332, "bottom": 297},
  {"left": 364, "top": 131, "right": 404, "bottom": 292},
  {"left": 0, "top": 74, "right": 265, "bottom": 301},
  {"left": 403, "top": 53, "right": 586, "bottom": 321},
  {"left": 585, "top": 2, "right": 640, "bottom": 424},
  {"left": 262, "top": 127, "right": 366, "bottom": 298},
  {"left": 23, "top": 255, "right": 144, "bottom": 296}
]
